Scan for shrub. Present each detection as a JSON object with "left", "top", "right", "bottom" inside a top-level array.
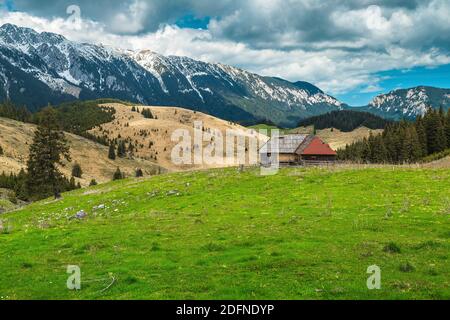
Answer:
[{"left": 89, "top": 179, "right": 98, "bottom": 186}]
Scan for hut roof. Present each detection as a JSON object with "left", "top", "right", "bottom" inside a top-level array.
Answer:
[{"left": 301, "top": 137, "right": 337, "bottom": 156}]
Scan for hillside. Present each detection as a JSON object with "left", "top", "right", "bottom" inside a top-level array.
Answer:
[
  {"left": 0, "top": 117, "right": 162, "bottom": 185},
  {"left": 0, "top": 166, "right": 448, "bottom": 299},
  {"left": 0, "top": 23, "right": 343, "bottom": 127},
  {"left": 89, "top": 103, "right": 268, "bottom": 171}
]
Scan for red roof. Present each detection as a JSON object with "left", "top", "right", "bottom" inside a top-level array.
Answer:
[{"left": 301, "top": 137, "right": 337, "bottom": 156}]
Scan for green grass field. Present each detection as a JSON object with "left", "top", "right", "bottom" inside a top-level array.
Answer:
[{"left": 0, "top": 167, "right": 449, "bottom": 300}]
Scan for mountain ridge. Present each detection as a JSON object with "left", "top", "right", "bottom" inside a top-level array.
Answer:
[
  {"left": 0, "top": 23, "right": 449, "bottom": 125},
  {"left": 362, "top": 86, "right": 450, "bottom": 120},
  {"left": 0, "top": 23, "right": 343, "bottom": 127}
]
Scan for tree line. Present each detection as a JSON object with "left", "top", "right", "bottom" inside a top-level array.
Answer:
[
  {"left": 338, "top": 107, "right": 450, "bottom": 164},
  {"left": 297, "top": 110, "right": 390, "bottom": 132}
]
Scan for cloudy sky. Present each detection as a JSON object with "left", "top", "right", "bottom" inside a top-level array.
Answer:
[{"left": 1, "top": 0, "right": 449, "bottom": 105}]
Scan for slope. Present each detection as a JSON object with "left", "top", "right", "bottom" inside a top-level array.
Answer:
[
  {"left": 0, "top": 117, "right": 162, "bottom": 185},
  {"left": 89, "top": 103, "right": 268, "bottom": 171}
]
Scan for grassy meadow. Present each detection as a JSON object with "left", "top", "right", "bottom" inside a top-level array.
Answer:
[{"left": 0, "top": 166, "right": 449, "bottom": 300}]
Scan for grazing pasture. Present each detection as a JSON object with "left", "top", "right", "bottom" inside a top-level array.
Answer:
[{"left": 0, "top": 167, "right": 448, "bottom": 300}]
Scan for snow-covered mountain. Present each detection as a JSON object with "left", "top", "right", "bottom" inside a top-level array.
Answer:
[
  {"left": 364, "top": 86, "right": 450, "bottom": 120},
  {"left": 0, "top": 23, "right": 343, "bottom": 127}
]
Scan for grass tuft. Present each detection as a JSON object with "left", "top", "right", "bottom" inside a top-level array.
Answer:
[
  {"left": 383, "top": 242, "right": 401, "bottom": 254},
  {"left": 399, "top": 262, "right": 415, "bottom": 273}
]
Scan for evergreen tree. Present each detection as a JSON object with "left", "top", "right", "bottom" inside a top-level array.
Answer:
[
  {"left": 135, "top": 168, "right": 143, "bottom": 178},
  {"left": 113, "top": 167, "right": 124, "bottom": 181},
  {"left": 71, "top": 163, "right": 82, "bottom": 178},
  {"left": 409, "top": 126, "right": 423, "bottom": 162},
  {"left": 117, "top": 141, "right": 127, "bottom": 158},
  {"left": 26, "top": 107, "right": 71, "bottom": 200},
  {"left": 69, "top": 176, "right": 77, "bottom": 190},
  {"left": 415, "top": 117, "right": 428, "bottom": 156},
  {"left": 371, "top": 135, "right": 388, "bottom": 163},
  {"left": 108, "top": 143, "right": 116, "bottom": 160},
  {"left": 425, "top": 109, "right": 446, "bottom": 154},
  {"left": 445, "top": 109, "right": 450, "bottom": 149},
  {"left": 141, "top": 109, "right": 154, "bottom": 119},
  {"left": 128, "top": 142, "right": 135, "bottom": 156}
]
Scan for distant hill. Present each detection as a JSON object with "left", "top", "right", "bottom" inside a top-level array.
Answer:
[{"left": 297, "top": 110, "right": 391, "bottom": 132}]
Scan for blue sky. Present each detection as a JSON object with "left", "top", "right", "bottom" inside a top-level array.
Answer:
[
  {"left": 1, "top": 0, "right": 449, "bottom": 106},
  {"left": 175, "top": 14, "right": 210, "bottom": 30}
]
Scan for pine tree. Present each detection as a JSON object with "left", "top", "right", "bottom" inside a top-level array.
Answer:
[
  {"left": 135, "top": 168, "right": 143, "bottom": 178},
  {"left": 128, "top": 142, "right": 135, "bottom": 156},
  {"left": 425, "top": 109, "right": 446, "bottom": 154},
  {"left": 371, "top": 135, "right": 388, "bottom": 163},
  {"left": 415, "top": 117, "right": 428, "bottom": 156},
  {"left": 409, "top": 126, "right": 423, "bottom": 162},
  {"left": 113, "top": 168, "right": 124, "bottom": 181},
  {"left": 71, "top": 163, "right": 82, "bottom": 178},
  {"left": 26, "top": 107, "right": 71, "bottom": 200},
  {"left": 69, "top": 176, "right": 76, "bottom": 190},
  {"left": 141, "top": 109, "right": 154, "bottom": 119},
  {"left": 14, "top": 169, "right": 29, "bottom": 201},
  {"left": 117, "top": 141, "right": 127, "bottom": 158},
  {"left": 108, "top": 143, "right": 116, "bottom": 160},
  {"left": 445, "top": 109, "right": 450, "bottom": 149}
]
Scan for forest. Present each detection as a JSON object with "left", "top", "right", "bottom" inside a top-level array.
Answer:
[
  {"left": 338, "top": 108, "right": 450, "bottom": 164},
  {"left": 297, "top": 110, "right": 390, "bottom": 132}
]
